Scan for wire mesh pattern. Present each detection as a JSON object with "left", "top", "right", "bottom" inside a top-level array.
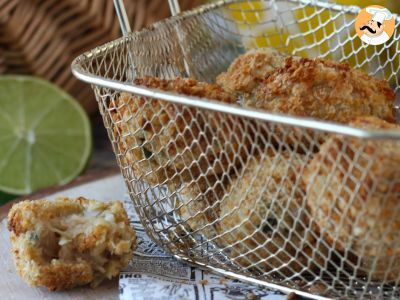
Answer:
[{"left": 72, "top": 1, "right": 400, "bottom": 298}]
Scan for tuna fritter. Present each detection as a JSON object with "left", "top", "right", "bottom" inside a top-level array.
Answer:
[
  {"left": 217, "top": 151, "right": 324, "bottom": 276},
  {"left": 246, "top": 57, "right": 396, "bottom": 123},
  {"left": 304, "top": 116, "right": 400, "bottom": 281},
  {"left": 111, "top": 77, "right": 249, "bottom": 187},
  {"left": 218, "top": 50, "right": 395, "bottom": 150},
  {"left": 216, "top": 47, "right": 288, "bottom": 94},
  {"left": 8, "top": 197, "right": 136, "bottom": 291}
]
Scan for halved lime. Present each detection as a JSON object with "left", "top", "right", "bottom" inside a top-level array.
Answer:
[{"left": 0, "top": 76, "right": 91, "bottom": 195}]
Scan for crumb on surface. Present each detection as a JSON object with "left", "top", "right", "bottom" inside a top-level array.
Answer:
[
  {"left": 199, "top": 279, "right": 208, "bottom": 285},
  {"left": 246, "top": 292, "right": 256, "bottom": 300},
  {"left": 287, "top": 292, "right": 297, "bottom": 300}
]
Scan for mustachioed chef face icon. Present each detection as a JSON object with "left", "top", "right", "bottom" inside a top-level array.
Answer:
[{"left": 358, "top": 6, "right": 394, "bottom": 45}]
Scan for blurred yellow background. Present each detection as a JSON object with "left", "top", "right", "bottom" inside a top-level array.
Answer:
[{"left": 333, "top": 0, "right": 398, "bottom": 13}]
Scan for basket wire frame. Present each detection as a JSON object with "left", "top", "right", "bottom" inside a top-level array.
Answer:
[{"left": 72, "top": 0, "right": 400, "bottom": 299}]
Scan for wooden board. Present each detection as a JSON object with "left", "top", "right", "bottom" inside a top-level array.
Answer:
[{"left": 0, "top": 170, "right": 127, "bottom": 300}]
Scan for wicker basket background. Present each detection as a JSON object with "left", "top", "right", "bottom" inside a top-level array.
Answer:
[{"left": 0, "top": 0, "right": 203, "bottom": 114}]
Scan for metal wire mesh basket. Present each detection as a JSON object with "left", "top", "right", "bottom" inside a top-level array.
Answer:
[{"left": 72, "top": 0, "right": 400, "bottom": 298}]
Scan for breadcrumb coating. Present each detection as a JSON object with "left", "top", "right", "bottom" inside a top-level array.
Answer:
[
  {"left": 217, "top": 48, "right": 288, "bottom": 94},
  {"left": 217, "top": 151, "right": 324, "bottom": 276},
  {"left": 111, "top": 76, "right": 249, "bottom": 187},
  {"left": 246, "top": 57, "right": 396, "bottom": 123},
  {"left": 304, "top": 116, "right": 400, "bottom": 281},
  {"left": 8, "top": 197, "right": 136, "bottom": 291}
]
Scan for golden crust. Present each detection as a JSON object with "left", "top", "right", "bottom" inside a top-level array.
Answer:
[
  {"left": 348, "top": 115, "right": 399, "bottom": 129},
  {"left": 216, "top": 48, "right": 288, "bottom": 94},
  {"left": 8, "top": 197, "right": 136, "bottom": 291},
  {"left": 217, "top": 151, "right": 324, "bottom": 276},
  {"left": 247, "top": 57, "right": 396, "bottom": 123},
  {"left": 111, "top": 77, "right": 249, "bottom": 187},
  {"left": 304, "top": 116, "right": 400, "bottom": 281},
  {"left": 134, "top": 77, "right": 236, "bottom": 102}
]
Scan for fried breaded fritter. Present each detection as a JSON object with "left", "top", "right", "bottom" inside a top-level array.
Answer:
[
  {"left": 176, "top": 171, "right": 227, "bottom": 241},
  {"left": 111, "top": 77, "right": 249, "bottom": 187},
  {"left": 217, "top": 151, "right": 324, "bottom": 276},
  {"left": 8, "top": 197, "right": 136, "bottom": 291},
  {"left": 304, "top": 116, "right": 400, "bottom": 281},
  {"left": 216, "top": 48, "right": 288, "bottom": 94},
  {"left": 246, "top": 57, "right": 396, "bottom": 123}
]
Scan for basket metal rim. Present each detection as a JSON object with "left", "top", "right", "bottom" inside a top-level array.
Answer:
[
  {"left": 72, "top": 66, "right": 400, "bottom": 139},
  {"left": 170, "top": 251, "right": 332, "bottom": 300},
  {"left": 71, "top": 0, "right": 400, "bottom": 140}
]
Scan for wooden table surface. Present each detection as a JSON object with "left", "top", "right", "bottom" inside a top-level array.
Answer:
[{"left": 0, "top": 168, "right": 126, "bottom": 300}]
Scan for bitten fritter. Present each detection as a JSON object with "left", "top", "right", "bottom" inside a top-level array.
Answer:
[
  {"left": 217, "top": 151, "right": 324, "bottom": 276},
  {"left": 216, "top": 48, "right": 288, "bottom": 94},
  {"left": 304, "top": 116, "right": 400, "bottom": 281},
  {"left": 246, "top": 57, "right": 396, "bottom": 123},
  {"left": 111, "top": 77, "right": 249, "bottom": 187},
  {"left": 8, "top": 197, "right": 136, "bottom": 291}
]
